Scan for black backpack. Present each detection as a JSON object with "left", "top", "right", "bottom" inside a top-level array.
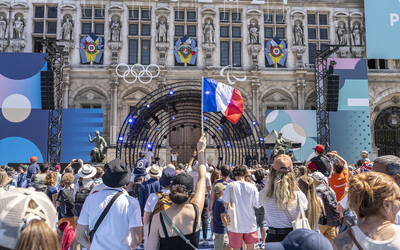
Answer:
[
  {"left": 74, "top": 181, "right": 96, "bottom": 216},
  {"left": 131, "top": 175, "right": 145, "bottom": 199},
  {"left": 317, "top": 184, "right": 342, "bottom": 227},
  {"left": 33, "top": 181, "right": 48, "bottom": 194}
]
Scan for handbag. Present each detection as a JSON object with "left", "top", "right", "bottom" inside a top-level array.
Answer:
[
  {"left": 348, "top": 228, "right": 364, "bottom": 250},
  {"left": 227, "top": 183, "right": 237, "bottom": 231},
  {"left": 89, "top": 191, "right": 123, "bottom": 243},
  {"left": 284, "top": 193, "right": 311, "bottom": 230},
  {"left": 160, "top": 211, "right": 198, "bottom": 250}
]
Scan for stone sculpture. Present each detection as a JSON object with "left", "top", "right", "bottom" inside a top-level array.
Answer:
[{"left": 88, "top": 130, "right": 108, "bottom": 163}]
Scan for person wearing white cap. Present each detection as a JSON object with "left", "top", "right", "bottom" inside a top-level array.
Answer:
[{"left": 139, "top": 164, "right": 162, "bottom": 217}]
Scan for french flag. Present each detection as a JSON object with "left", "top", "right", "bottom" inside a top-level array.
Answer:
[{"left": 202, "top": 77, "right": 244, "bottom": 124}]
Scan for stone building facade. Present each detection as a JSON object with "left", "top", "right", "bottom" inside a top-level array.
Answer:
[{"left": 0, "top": 0, "right": 399, "bottom": 161}]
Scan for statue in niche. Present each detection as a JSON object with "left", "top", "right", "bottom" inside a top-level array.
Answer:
[
  {"left": 88, "top": 130, "right": 108, "bottom": 163},
  {"left": 203, "top": 19, "right": 214, "bottom": 43},
  {"left": 111, "top": 19, "right": 121, "bottom": 42},
  {"left": 157, "top": 18, "right": 167, "bottom": 42},
  {"left": 249, "top": 21, "right": 259, "bottom": 44},
  {"left": 0, "top": 16, "right": 6, "bottom": 39},
  {"left": 13, "top": 16, "right": 24, "bottom": 40},
  {"left": 352, "top": 23, "right": 362, "bottom": 46},
  {"left": 337, "top": 23, "right": 348, "bottom": 45},
  {"left": 294, "top": 23, "right": 304, "bottom": 45},
  {"left": 62, "top": 17, "right": 73, "bottom": 40},
  {"left": 270, "top": 132, "right": 292, "bottom": 161}
]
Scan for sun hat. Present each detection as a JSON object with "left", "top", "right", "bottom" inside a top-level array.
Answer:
[
  {"left": 159, "top": 168, "right": 176, "bottom": 188},
  {"left": 78, "top": 164, "right": 97, "bottom": 179},
  {"left": 147, "top": 164, "right": 161, "bottom": 177},
  {"left": 311, "top": 172, "right": 325, "bottom": 183},
  {"left": 265, "top": 228, "right": 333, "bottom": 250},
  {"left": 172, "top": 173, "right": 194, "bottom": 194},
  {"left": 166, "top": 164, "right": 176, "bottom": 170},
  {"left": 307, "top": 162, "right": 318, "bottom": 171},
  {"left": 214, "top": 183, "right": 226, "bottom": 193},
  {"left": 313, "top": 145, "right": 325, "bottom": 153},
  {"left": 102, "top": 158, "right": 131, "bottom": 188},
  {"left": 272, "top": 154, "right": 293, "bottom": 173},
  {"left": 0, "top": 187, "right": 57, "bottom": 249},
  {"left": 360, "top": 150, "right": 369, "bottom": 156}
]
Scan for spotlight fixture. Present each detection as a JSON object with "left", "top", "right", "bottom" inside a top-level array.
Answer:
[
  {"left": 128, "top": 118, "right": 134, "bottom": 123},
  {"left": 216, "top": 145, "right": 220, "bottom": 149},
  {"left": 227, "top": 142, "right": 231, "bottom": 147},
  {"left": 203, "top": 116, "right": 208, "bottom": 121},
  {"left": 172, "top": 127, "right": 177, "bottom": 131},
  {"left": 147, "top": 143, "right": 152, "bottom": 149},
  {"left": 169, "top": 90, "right": 174, "bottom": 95},
  {"left": 259, "top": 138, "right": 264, "bottom": 142},
  {"left": 171, "top": 116, "right": 176, "bottom": 120},
  {"left": 193, "top": 125, "right": 197, "bottom": 129},
  {"left": 212, "top": 135, "right": 216, "bottom": 139},
  {"left": 146, "top": 104, "right": 150, "bottom": 108},
  {"left": 218, "top": 126, "right": 222, "bottom": 131},
  {"left": 156, "top": 128, "right": 160, "bottom": 131},
  {"left": 118, "top": 136, "right": 124, "bottom": 141},
  {"left": 181, "top": 124, "right": 185, "bottom": 128},
  {"left": 163, "top": 135, "right": 168, "bottom": 139},
  {"left": 157, "top": 145, "right": 162, "bottom": 148},
  {"left": 252, "top": 121, "right": 257, "bottom": 126}
]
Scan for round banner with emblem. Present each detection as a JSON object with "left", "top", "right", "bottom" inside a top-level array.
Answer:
[
  {"left": 85, "top": 42, "right": 97, "bottom": 54},
  {"left": 271, "top": 46, "right": 282, "bottom": 57}
]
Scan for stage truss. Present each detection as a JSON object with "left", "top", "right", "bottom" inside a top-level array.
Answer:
[{"left": 116, "top": 81, "right": 267, "bottom": 168}]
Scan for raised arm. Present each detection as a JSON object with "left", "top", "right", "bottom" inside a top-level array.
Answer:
[{"left": 190, "top": 134, "right": 207, "bottom": 210}]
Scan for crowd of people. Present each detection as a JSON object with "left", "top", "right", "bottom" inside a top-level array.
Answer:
[{"left": 1, "top": 137, "right": 400, "bottom": 250}]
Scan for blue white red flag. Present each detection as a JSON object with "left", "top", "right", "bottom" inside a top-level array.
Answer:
[{"left": 202, "top": 77, "right": 244, "bottom": 124}]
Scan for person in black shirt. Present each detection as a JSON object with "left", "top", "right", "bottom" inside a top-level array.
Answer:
[
  {"left": 56, "top": 173, "right": 76, "bottom": 228},
  {"left": 305, "top": 144, "right": 332, "bottom": 178}
]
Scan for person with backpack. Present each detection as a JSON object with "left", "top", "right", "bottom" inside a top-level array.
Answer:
[
  {"left": 32, "top": 162, "right": 50, "bottom": 193},
  {"left": 45, "top": 172, "right": 59, "bottom": 207},
  {"left": 131, "top": 175, "right": 146, "bottom": 199},
  {"left": 16, "top": 165, "right": 28, "bottom": 187},
  {"left": 139, "top": 164, "right": 162, "bottom": 217},
  {"left": 57, "top": 173, "right": 76, "bottom": 228},
  {"left": 143, "top": 168, "right": 176, "bottom": 249},
  {"left": 127, "top": 151, "right": 150, "bottom": 192},
  {"left": 311, "top": 171, "right": 341, "bottom": 243},
  {"left": 72, "top": 164, "right": 97, "bottom": 250}
]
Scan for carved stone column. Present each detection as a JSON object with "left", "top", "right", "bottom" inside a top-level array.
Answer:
[
  {"left": 247, "top": 44, "right": 262, "bottom": 70},
  {"left": 109, "top": 77, "right": 119, "bottom": 146},
  {"left": 0, "top": 40, "right": 8, "bottom": 52},
  {"left": 296, "top": 80, "right": 306, "bottom": 110},
  {"left": 292, "top": 45, "right": 307, "bottom": 69},
  {"left": 252, "top": 80, "right": 260, "bottom": 119},
  {"left": 202, "top": 43, "right": 216, "bottom": 68},
  {"left": 108, "top": 41, "right": 123, "bottom": 67},
  {"left": 63, "top": 70, "right": 70, "bottom": 109},
  {"left": 156, "top": 43, "right": 170, "bottom": 67},
  {"left": 57, "top": 40, "right": 75, "bottom": 66}
]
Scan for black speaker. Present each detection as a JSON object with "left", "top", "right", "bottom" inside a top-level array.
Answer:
[
  {"left": 326, "top": 74, "right": 339, "bottom": 112},
  {"left": 40, "top": 71, "right": 54, "bottom": 110}
]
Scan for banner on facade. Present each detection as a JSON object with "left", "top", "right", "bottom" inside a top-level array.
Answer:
[
  {"left": 365, "top": 0, "right": 400, "bottom": 59},
  {"left": 174, "top": 35, "right": 197, "bottom": 65},
  {"left": 79, "top": 32, "right": 104, "bottom": 63},
  {"left": 265, "top": 37, "right": 288, "bottom": 66}
]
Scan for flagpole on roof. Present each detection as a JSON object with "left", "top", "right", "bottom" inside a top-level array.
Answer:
[{"left": 201, "top": 77, "right": 204, "bottom": 135}]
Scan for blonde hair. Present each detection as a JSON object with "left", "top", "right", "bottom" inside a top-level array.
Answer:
[
  {"left": 44, "top": 172, "right": 58, "bottom": 187},
  {"left": 298, "top": 176, "right": 321, "bottom": 230},
  {"left": 262, "top": 168, "right": 297, "bottom": 210},
  {"left": 15, "top": 220, "right": 60, "bottom": 250},
  {"left": 299, "top": 166, "right": 308, "bottom": 177},
  {"left": 348, "top": 172, "right": 399, "bottom": 220},
  {"left": 61, "top": 173, "right": 74, "bottom": 186},
  {"left": 210, "top": 169, "right": 221, "bottom": 186}
]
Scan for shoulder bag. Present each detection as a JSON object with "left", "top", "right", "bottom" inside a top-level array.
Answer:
[
  {"left": 160, "top": 210, "right": 198, "bottom": 250},
  {"left": 89, "top": 191, "right": 123, "bottom": 243},
  {"left": 348, "top": 228, "right": 364, "bottom": 250},
  {"left": 227, "top": 183, "right": 237, "bottom": 231},
  {"left": 284, "top": 193, "right": 311, "bottom": 230}
]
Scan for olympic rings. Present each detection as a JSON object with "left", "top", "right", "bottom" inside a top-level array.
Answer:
[{"left": 116, "top": 63, "right": 160, "bottom": 84}]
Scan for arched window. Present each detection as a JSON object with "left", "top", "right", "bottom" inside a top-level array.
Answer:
[{"left": 375, "top": 106, "right": 400, "bottom": 156}]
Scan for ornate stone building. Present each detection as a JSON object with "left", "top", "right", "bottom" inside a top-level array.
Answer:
[{"left": 0, "top": 0, "right": 398, "bottom": 161}]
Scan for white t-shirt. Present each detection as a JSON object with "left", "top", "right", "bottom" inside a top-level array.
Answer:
[
  {"left": 351, "top": 225, "right": 400, "bottom": 250},
  {"left": 222, "top": 181, "right": 259, "bottom": 233},
  {"left": 339, "top": 193, "right": 349, "bottom": 210},
  {"left": 78, "top": 187, "right": 142, "bottom": 250},
  {"left": 172, "top": 154, "right": 177, "bottom": 161},
  {"left": 144, "top": 189, "right": 170, "bottom": 212},
  {"left": 187, "top": 169, "right": 211, "bottom": 193},
  {"left": 259, "top": 190, "right": 308, "bottom": 229},
  {"left": 146, "top": 151, "right": 154, "bottom": 164},
  {"left": 90, "top": 183, "right": 107, "bottom": 195}
]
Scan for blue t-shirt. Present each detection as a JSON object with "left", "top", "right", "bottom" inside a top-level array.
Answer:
[
  {"left": 212, "top": 197, "right": 227, "bottom": 234},
  {"left": 26, "top": 163, "right": 40, "bottom": 179},
  {"left": 47, "top": 186, "right": 58, "bottom": 201}
]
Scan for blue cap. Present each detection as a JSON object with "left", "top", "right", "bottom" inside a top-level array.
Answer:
[
  {"left": 159, "top": 168, "right": 176, "bottom": 187},
  {"left": 265, "top": 229, "right": 333, "bottom": 250}
]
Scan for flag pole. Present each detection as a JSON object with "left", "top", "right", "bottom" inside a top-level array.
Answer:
[{"left": 201, "top": 77, "right": 204, "bottom": 134}]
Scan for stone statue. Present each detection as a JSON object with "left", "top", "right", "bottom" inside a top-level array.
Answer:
[
  {"left": 0, "top": 16, "right": 6, "bottom": 39},
  {"left": 203, "top": 19, "right": 214, "bottom": 44},
  {"left": 62, "top": 17, "right": 73, "bottom": 41},
  {"left": 249, "top": 21, "right": 259, "bottom": 44},
  {"left": 88, "top": 130, "right": 108, "bottom": 163},
  {"left": 294, "top": 23, "right": 304, "bottom": 46},
  {"left": 270, "top": 132, "right": 292, "bottom": 160},
  {"left": 111, "top": 20, "right": 121, "bottom": 42},
  {"left": 337, "top": 23, "right": 347, "bottom": 45},
  {"left": 13, "top": 17, "right": 24, "bottom": 40},
  {"left": 352, "top": 24, "right": 361, "bottom": 46},
  {"left": 157, "top": 19, "right": 167, "bottom": 42}
]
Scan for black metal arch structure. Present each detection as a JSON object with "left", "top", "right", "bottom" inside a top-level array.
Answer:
[{"left": 116, "top": 81, "right": 267, "bottom": 168}]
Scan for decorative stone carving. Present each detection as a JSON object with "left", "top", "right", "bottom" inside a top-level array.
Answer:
[
  {"left": 292, "top": 45, "right": 307, "bottom": 69},
  {"left": 203, "top": 18, "right": 215, "bottom": 44},
  {"left": 13, "top": 16, "right": 24, "bottom": 40},
  {"left": 0, "top": 9, "right": 8, "bottom": 52},
  {"left": 0, "top": 39, "right": 8, "bottom": 52},
  {"left": 57, "top": 40, "right": 75, "bottom": 66},
  {"left": 247, "top": 44, "right": 262, "bottom": 69},
  {"left": 59, "top": 4, "right": 76, "bottom": 64},
  {"left": 108, "top": 41, "right": 123, "bottom": 67},
  {"left": 334, "top": 12, "right": 350, "bottom": 57},
  {"left": 110, "top": 19, "right": 121, "bottom": 42},
  {"left": 202, "top": 43, "right": 216, "bottom": 68},
  {"left": 155, "top": 6, "right": 171, "bottom": 66},
  {"left": 291, "top": 10, "right": 306, "bottom": 46},
  {"left": 249, "top": 20, "right": 259, "bottom": 44},
  {"left": 350, "top": 12, "right": 365, "bottom": 58},
  {"left": 336, "top": 22, "right": 348, "bottom": 46},
  {"left": 0, "top": 16, "right": 7, "bottom": 39},
  {"left": 61, "top": 16, "right": 73, "bottom": 41}
]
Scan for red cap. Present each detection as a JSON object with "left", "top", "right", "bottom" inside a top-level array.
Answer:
[
  {"left": 30, "top": 156, "right": 38, "bottom": 163},
  {"left": 313, "top": 145, "right": 325, "bottom": 153},
  {"left": 308, "top": 162, "right": 318, "bottom": 171},
  {"left": 55, "top": 165, "right": 61, "bottom": 172}
]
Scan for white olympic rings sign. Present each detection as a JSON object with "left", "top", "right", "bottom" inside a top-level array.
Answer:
[{"left": 116, "top": 63, "right": 160, "bottom": 84}]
